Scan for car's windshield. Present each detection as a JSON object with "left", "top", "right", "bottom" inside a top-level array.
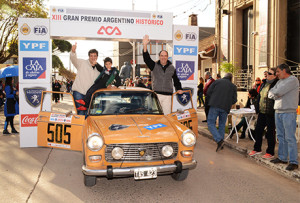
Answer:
[{"left": 89, "top": 91, "right": 163, "bottom": 115}]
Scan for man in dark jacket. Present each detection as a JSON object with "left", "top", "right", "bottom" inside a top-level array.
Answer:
[
  {"left": 207, "top": 73, "right": 237, "bottom": 151},
  {"left": 142, "top": 35, "right": 183, "bottom": 115}
]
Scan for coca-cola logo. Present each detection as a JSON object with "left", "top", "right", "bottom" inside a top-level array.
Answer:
[{"left": 21, "top": 114, "right": 38, "bottom": 127}]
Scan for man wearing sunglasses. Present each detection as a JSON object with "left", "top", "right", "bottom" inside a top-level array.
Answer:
[
  {"left": 249, "top": 68, "right": 278, "bottom": 160},
  {"left": 268, "top": 64, "right": 299, "bottom": 171}
]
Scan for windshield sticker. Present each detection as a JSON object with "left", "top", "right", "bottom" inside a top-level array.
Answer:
[
  {"left": 50, "top": 113, "right": 72, "bottom": 123},
  {"left": 144, "top": 123, "right": 166, "bottom": 130},
  {"left": 109, "top": 124, "right": 129, "bottom": 131},
  {"left": 176, "top": 110, "right": 191, "bottom": 120}
]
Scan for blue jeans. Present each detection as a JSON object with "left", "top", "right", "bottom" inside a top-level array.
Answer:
[
  {"left": 73, "top": 91, "right": 86, "bottom": 115},
  {"left": 208, "top": 107, "right": 228, "bottom": 143},
  {"left": 275, "top": 112, "right": 298, "bottom": 165}
]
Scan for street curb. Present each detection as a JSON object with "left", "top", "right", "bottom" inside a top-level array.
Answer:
[{"left": 198, "top": 127, "right": 300, "bottom": 184}]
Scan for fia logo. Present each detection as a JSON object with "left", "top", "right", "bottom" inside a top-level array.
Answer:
[
  {"left": 34, "top": 26, "right": 48, "bottom": 35},
  {"left": 23, "top": 57, "right": 46, "bottom": 79},
  {"left": 97, "top": 26, "right": 122, "bottom": 35},
  {"left": 24, "top": 87, "right": 46, "bottom": 107},
  {"left": 185, "top": 32, "right": 197, "bottom": 41},
  {"left": 20, "top": 40, "right": 49, "bottom": 51}
]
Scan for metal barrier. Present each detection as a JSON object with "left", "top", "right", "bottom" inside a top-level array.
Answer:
[{"left": 234, "top": 69, "right": 253, "bottom": 91}]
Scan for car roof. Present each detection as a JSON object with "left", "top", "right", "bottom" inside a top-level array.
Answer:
[{"left": 93, "top": 86, "right": 153, "bottom": 94}]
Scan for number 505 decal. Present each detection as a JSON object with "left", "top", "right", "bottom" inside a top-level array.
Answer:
[
  {"left": 181, "top": 120, "right": 193, "bottom": 130},
  {"left": 47, "top": 123, "right": 71, "bottom": 144}
]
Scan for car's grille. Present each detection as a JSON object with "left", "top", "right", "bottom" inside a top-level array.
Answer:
[{"left": 105, "top": 142, "right": 178, "bottom": 162}]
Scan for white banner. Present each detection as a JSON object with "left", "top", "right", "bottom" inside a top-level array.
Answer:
[
  {"left": 18, "top": 18, "right": 51, "bottom": 84},
  {"left": 18, "top": 18, "right": 51, "bottom": 148},
  {"left": 172, "top": 25, "right": 199, "bottom": 85},
  {"left": 50, "top": 6, "right": 173, "bottom": 41}
]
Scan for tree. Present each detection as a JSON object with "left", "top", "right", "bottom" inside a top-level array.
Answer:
[
  {"left": 219, "top": 61, "right": 240, "bottom": 74},
  {"left": 0, "top": 0, "right": 47, "bottom": 63}
]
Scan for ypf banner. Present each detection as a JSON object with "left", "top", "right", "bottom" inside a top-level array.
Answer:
[{"left": 50, "top": 6, "right": 173, "bottom": 41}]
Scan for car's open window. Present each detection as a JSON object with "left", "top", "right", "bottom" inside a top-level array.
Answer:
[
  {"left": 40, "top": 91, "right": 77, "bottom": 115},
  {"left": 89, "top": 91, "right": 163, "bottom": 115}
]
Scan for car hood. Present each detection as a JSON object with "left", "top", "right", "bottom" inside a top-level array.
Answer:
[{"left": 90, "top": 115, "right": 180, "bottom": 144}]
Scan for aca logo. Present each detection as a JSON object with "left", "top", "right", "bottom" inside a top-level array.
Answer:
[
  {"left": 24, "top": 87, "right": 46, "bottom": 107},
  {"left": 34, "top": 26, "right": 48, "bottom": 35},
  {"left": 97, "top": 26, "right": 121, "bottom": 35},
  {"left": 185, "top": 32, "right": 197, "bottom": 41},
  {"left": 176, "top": 88, "right": 193, "bottom": 106},
  {"left": 23, "top": 57, "right": 46, "bottom": 79},
  {"left": 174, "top": 45, "right": 197, "bottom": 56},
  {"left": 175, "top": 61, "right": 195, "bottom": 81},
  {"left": 20, "top": 40, "right": 49, "bottom": 51},
  {"left": 174, "top": 30, "right": 183, "bottom": 41},
  {"left": 20, "top": 23, "right": 31, "bottom": 35}
]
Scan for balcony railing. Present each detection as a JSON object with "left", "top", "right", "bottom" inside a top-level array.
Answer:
[{"left": 234, "top": 69, "right": 253, "bottom": 91}]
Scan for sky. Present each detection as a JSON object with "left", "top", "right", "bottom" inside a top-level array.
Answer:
[{"left": 46, "top": 0, "right": 215, "bottom": 69}]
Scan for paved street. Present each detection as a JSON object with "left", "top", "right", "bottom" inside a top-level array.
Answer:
[{"left": 0, "top": 122, "right": 299, "bottom": 202}]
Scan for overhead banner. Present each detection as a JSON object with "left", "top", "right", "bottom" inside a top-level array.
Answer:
[{"left": 50, "top": 6, "right": 173, "bottom": 41}]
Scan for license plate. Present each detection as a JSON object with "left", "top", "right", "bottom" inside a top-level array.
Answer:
[{"left": 134, "top": 167, "right": 157, "bottom": 180}]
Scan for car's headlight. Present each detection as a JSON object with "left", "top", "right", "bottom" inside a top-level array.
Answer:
[
  {"left": 112, "top": 147, "right": 124, "bottom": 160},
  {"left": 181, "top": 130, "right": 196, "bottom": 147},
  {"left": 87, "top": 133, "right": 104, "bottom": 151},
  {"left": 161, "top": 145, "right": 174, "bottom": 157}
]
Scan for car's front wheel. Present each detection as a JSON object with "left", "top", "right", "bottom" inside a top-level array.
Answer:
[
  {"left": 84, "top": 174, "right": 96, "bottom": 187},
  {"left": 171, "top": 169, "right": 189, "bottom": 181}
]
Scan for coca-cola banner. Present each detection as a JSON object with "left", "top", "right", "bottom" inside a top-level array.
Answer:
[{"left": 21, "top": 114, "right": 38, "bottom": 127}]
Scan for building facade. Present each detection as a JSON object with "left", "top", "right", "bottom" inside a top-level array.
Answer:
[{"left": 215, "top": 0, "right": 300, "bottom": 94}]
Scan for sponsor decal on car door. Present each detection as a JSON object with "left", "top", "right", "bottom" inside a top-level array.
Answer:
[{"left": 37, "top": 91, "right": 85, "bottom": 151}]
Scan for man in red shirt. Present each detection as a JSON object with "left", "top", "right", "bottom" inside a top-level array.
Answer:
[{"left": 203, "top": 71, "right": 215, "bottom": 122}]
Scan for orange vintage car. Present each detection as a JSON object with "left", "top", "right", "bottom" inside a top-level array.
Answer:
[{"left": 37, "top": 87, "right": 197, "bottom": 186}]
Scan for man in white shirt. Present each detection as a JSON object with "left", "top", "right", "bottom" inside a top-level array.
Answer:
[{"left": 70, "top": 43, "right": 101, "bottom": 115}]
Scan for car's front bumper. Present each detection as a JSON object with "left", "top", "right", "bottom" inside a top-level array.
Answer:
[{"left": 82, "top": 159, "right": 197, "bottom": 178}]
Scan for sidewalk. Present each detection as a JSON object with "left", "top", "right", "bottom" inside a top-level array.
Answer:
[{"left": 196, "top": 107, "right": 300, "bottom": 183}]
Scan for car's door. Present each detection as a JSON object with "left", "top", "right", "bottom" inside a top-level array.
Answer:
[
  {"left": 37, "top": 91, "right": 85, "bottom": 151},
  {"left": 167, "top": 90, "right": 198, "bottom": 135}
]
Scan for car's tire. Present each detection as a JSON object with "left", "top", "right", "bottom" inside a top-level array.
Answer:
[
  {"left": 84, "top": 174, "right": 96, "bottom": 187},
  {"left": 171, "top": 169, "right": 189, "bottom": 181}
]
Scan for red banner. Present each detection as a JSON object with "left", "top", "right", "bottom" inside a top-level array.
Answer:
[{"left": 21, "top": 114, "right": 38, "bottom": 127}]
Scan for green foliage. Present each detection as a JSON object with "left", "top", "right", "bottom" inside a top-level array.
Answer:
[
  {"left": 0, "top": 0, "right": 48, "bottom": 63},
  {"left": 219, "top": 61, "right": 240, "bottom": 74}
]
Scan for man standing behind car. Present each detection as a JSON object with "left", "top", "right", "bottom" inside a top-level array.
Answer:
[
  {"left": 70, "top": 43, "right": 101, "bottom": 115},
  {"left": 207, "top": 73, "right": 237, "bottom": 152},
  {"left": 142, "top": 35, "right": 183, "bottom": 115}
]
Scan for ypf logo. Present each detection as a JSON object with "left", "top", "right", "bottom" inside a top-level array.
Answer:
[
  {"left": 97, "top": 26, "right": 121, "bottom": 35},
  {"left": 20, "top": 23, "right": 31, "bottom": 35},
  {"left": 24, "top": 87, "right": 46, "bottom": 107},
  {"left": 34, "top": 25, "right": 48, "bottom": 35},
  {"left": 21, "top": 114, "right": 38, "bottom": 127}
]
